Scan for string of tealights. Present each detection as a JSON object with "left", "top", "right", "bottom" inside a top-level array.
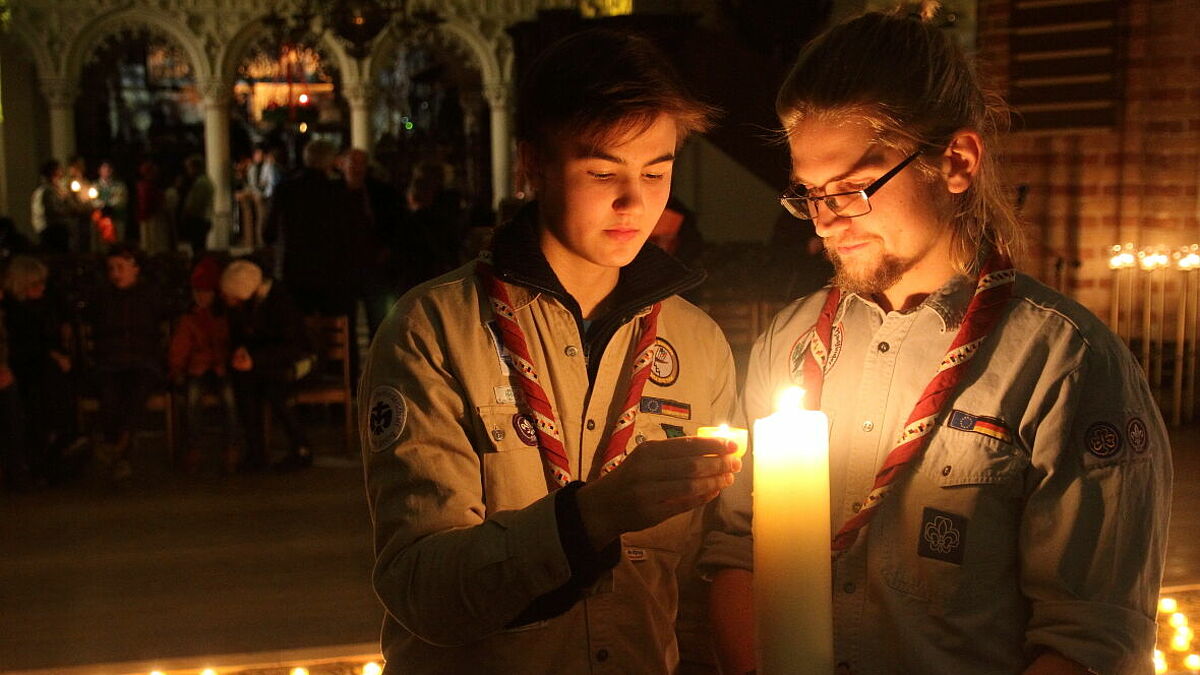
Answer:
[
  {"left": 142, "top": 661, "right": 383, "bottom": 675},
  {"left": 1155, "top": 595, "right": 1200, "bottom": 673},
  {"left": 1107, "top": 243, "right": 1200, "bottom": 272}
]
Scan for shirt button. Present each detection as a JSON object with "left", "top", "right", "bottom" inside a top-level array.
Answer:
[
  {"left": 635, "top": 434, "right": 646, "bottom": 445},
  {"left": 564, "top": 345, "right": 579, "bottom": 357},
  {"left": 596, "top": 648, "right": 609, "bottom": 662},
  {"left": 942, "top": 465, "right": 953, "bottom": 476},
  {"left": 878, "top": 341, "right": 890, "bottom": 353},
  {"left": 586, "top": 419, "right": 596, "bottom": 431},
  {"left": 842, "top": 582, "right": 856, "bottom": 594},
  {"left": 861, "top": 421, "right": 874, "bottom": 432},
  {"left": 852, "top": 502, "right": 862, "bottom": 513},
  {"left": 491, "top": 429, "right": 506, "bottom": 441}
]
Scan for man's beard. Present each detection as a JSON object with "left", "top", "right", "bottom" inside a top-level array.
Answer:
[{"left": 826, "top": 245, "right": 913, "bottom": 297}]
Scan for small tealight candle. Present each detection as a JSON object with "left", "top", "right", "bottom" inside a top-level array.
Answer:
[
  {"left": 1162, "top": 597, "right": 1179, "bottom": 613},
  {"left": 697, "top": 423, "right": 749, "bottom": 458}
]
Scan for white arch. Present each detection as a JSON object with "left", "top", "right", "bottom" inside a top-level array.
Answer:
[
  {"left": 366, "top": 15, "right": 501, "bottom": 90},
  {"left": 61, "top": 6, "right": 212, "bottom": 84}
]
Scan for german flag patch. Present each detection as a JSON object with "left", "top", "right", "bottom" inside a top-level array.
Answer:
[{"left": 946, "top": 409, "right": 1012, "bottom": 444}]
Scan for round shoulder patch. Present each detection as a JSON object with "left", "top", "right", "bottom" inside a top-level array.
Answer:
[
  {"left": 512, "top": 413, "right": 538, "bottom": 446},
  {"left": 367, "top": 385, "right": 407, "bottom": 453},
  {"left": 649, "top": 337, "right": 679, "bottom": 387},
  {"left": 1085, "top": 421, "right": 1122, "bottom": 458},
  {"left": 1127, "top": 417, "right": 1149, "bottom": 453}
]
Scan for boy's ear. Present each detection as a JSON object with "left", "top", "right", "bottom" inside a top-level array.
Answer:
[{"left": 942, "top": 129, "right": 983, "bottom": 195}]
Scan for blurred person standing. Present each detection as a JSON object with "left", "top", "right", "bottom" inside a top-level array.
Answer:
[
  {"left": 339, "top": 148, "right": 402, "bottom": 337},
  {"left": 179, "top": 155, "right": 214, "bottom": 256},
  {"left": 136, "top": 160, "right": 172, "bottom": 255},
  {"left": 93, "top": 160, "right": 129, "bottom": 242},
  {"left": 31, "top": 160, "right": 74, "bottom": 253},
  {"left": 264, "top": 139, "right": 356, "bottom": 318}
]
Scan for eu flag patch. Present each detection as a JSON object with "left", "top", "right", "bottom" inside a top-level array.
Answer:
[
  {"left": 640, "top": 396, "right": 691, "bottom": 420},
  {"left": 946, "top": 409, "right": 1012, "bottom": 444}
]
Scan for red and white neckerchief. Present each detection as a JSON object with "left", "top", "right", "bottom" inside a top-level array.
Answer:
[
  {"left": 798, "top": 254, "right": 1016, "bottom": 553},
  {"left": 477, "top": 258, "right": 662, "bottom": 488}
]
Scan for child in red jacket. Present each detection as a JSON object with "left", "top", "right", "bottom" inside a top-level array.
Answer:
[{"left": 168, "top": 256, "right": 237, "bottom": 473}]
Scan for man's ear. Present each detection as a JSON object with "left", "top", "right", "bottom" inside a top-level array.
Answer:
[
  {"left": 515, "top": 141, "right": 541, "bottom": 198},
  {"left": 942, "top": 129, "right": 983, "bottom": 195}
]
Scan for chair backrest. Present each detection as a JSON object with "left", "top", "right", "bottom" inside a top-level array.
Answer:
[{"left": 304, "top": 314, "right": 349, "bottom": 364}]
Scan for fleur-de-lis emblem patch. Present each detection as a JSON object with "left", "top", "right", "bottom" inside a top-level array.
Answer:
[
  {"left": 366, "top": 385, "right": 407, "bottom": 453},
  {"left": 917, "top": 507, "right": 966, "bottom": 564}
]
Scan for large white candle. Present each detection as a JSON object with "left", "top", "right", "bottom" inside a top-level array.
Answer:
[{"left": 752, "top": 386, "right": 833, "bottom": 674}]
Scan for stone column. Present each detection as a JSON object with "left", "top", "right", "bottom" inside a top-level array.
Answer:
[
  {"left": 345, "top": 82, "right": 373, "bottom": 152},
  {"left": 201, "top": 81, "right": 233, "bottom": 250},
  {"left": 40, "top": 79, "right": 78, "bottom": 163},
  {"left": 483, "top": 80, "right": 512, "bottom": 208}
]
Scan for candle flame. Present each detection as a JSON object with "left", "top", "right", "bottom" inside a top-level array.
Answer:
[
  {"left": 776, "top": 386, "right": 805, "bottom": 412},
  {"left": 70, "top": 180, "right": 81, "bottom": 192}
]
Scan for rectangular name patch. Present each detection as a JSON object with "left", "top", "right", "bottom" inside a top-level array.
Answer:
[
  {"left": 640, "top": 396, "right": 691, "bottom": 420},
  {"left": 946, "top": 409, "right": 1012, "bottom": 444}
]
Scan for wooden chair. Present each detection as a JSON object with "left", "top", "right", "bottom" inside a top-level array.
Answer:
[{"left": 266, "top": 314, "right": 354, "bottom": 455}]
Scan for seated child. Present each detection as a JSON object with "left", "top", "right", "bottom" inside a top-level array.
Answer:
[
  {"left": 85, "top": 243, "right": 170, "bottom": 481},
  {"left": 168, "top": 256, "right": 238, "bottom": 474}
]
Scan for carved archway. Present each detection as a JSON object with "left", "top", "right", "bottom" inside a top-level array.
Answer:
[{"left": 63, "top": 7, "right": 211, "bottom": 85}]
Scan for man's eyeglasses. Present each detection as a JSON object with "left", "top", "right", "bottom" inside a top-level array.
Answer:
[{"left": 779, "top": 148, "right": 925, "bottom": 221}]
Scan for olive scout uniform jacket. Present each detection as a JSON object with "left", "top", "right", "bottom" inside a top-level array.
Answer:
[
  {"left": 361, "top": 211, "right": 738, "bottom": 674},
  {"left": 701, "top": 273, "right": 1171, "bottom": 674}
]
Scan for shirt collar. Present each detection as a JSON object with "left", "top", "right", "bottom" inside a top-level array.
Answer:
[
  {"left": 486, "top": 201, "right": 705, "bottom": 318},
  {"left": 844, "top": 273, "right": 974, "bottom": 331}
]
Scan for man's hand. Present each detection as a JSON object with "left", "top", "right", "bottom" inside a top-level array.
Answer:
[
  {"left": 576, "top": 436, "right": 740, "bottom": 550},
  {"left": 231, "top": 347, "right": 253, "bottom": 372}
]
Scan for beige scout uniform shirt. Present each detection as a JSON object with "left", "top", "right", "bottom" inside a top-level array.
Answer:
[
  {"left": 361, "top": 260, "right": 738, "bottom": 674},
  {"left": 702, "top": 273, "right": 1171, "bottom": 674}
]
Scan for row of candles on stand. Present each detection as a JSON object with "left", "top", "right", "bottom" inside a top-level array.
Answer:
[{"left": 1107, "top": 243, "right": 1200, "bottom": 425}]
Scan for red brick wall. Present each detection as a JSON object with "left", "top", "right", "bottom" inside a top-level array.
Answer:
[{"left": 978, "top": 0, "right": 1200, "bottom": 318}]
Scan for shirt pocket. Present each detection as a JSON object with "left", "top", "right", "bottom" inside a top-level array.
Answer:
[
  {"left": 877, "top": 427, "right": 1028, "bottom": 615},
  {"left": 476, "top": 404, "right": 548, "bottom": 513},
  {"left": 619, "top": 416, "right": 703, "bottom": 556}
]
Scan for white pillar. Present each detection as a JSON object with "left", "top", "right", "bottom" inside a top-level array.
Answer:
[
  {"left": 201, "top": 81, "right": 233, "bottom": 250},
  {"left": 345, "top": 82, "right": 373, "bottom": 152},
  {"left": 484, "top": 81, "right": 512, "bottom": 208},
  {"left": 40, "top": 79, "right": 77, "bottom": 163}
]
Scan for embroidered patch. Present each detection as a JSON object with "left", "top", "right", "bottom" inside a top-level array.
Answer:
[
  {"left": 917, "top": 507, "right": 966, "bottom": 565},
  {"left": 494, "top": 385, "right": 517, "bottom": 405},
  {"left": 485, "top": 321, "right": 512, "bottom": 376},
  {"left": 639, "top": 396, "right": 691, "bottom": 420},
  {"left": 788, "top": 330, "right": 814, "bottom": 385},
  {"left": 367, "top": 385, "right": 407, "bottom": 452},
  {"left": 946, "top": 409, "right": 1012, "bottom": 444},
  {"left": 660, "top": 423, "right": 686, "bottom": 438},
  {"left": 1127, "top": 417, "right": 1149, "bottom": 453},
  {"left": 625, "top": 547, "right": 647, "bottom": 562},
  {"left": 649, "top": 338, "right": 679, "bottom": 387},
  {"left": 1085, "top": 421, "right": 1123, "bottom": 458},
  {"left": 827, "top": 322, "right": 844, "bottom": 372},
  {"left": 512, "top": 413, "right": 538, "bottom": 446}
]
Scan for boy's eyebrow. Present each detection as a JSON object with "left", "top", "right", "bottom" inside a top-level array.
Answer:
[
  {"left": 580, "top": 150, "right": 676, "bottom": 166},
  {"left": 792, "top": 146, "right": 886, "bottom": 188}
]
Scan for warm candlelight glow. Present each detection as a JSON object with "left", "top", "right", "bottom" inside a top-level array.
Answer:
[
  {"left": 1139, "top": 248, "right": 1170, "bottom": 271},
  {"left": 1173, "top": 633, "right": 1192, "bottom": 652},
  {"left": 1179, "top": 250, "right": 1200, "bottom": 271},
  {"left": 201, "top": 669, "right": 217, "bottom": 675},
  {"left": 1172, "top": 612, "right": 1189, "bottom": 628},
  {"left": 291, "top": 668, "right": 309, "bottom": 675},
  {"left": 752, "top": 385, "right": 832, "bottom": 672},
  {"left": 1162, "top": 597, "right": 1180, "bottom": 613},
  {"left": 87, "top": 186, "right": 99, "bottom": 200},
  {"left": 1156, "top": 650, "right": 1168, "bottom": 674},
  {"left": 1109, "top": 244, "right": 1137, "bottom": 270},
  {"left": 299, "top": 122, "right": 309, "bottom": 133},
  {"left": 697, "top": 423, "right": 748, "bottom": 459},
  {"left": 1186, "top": 653, "right": 1200, "bottom": 671},
  {"left": 363, "top": 663, "right": 384, "bottom": 675},
  {"left": 70, "top": 180, "right": 81, "bottom": 192},
  {"left": 298, "top": 93, "right": 310, "bottom": 104}
]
